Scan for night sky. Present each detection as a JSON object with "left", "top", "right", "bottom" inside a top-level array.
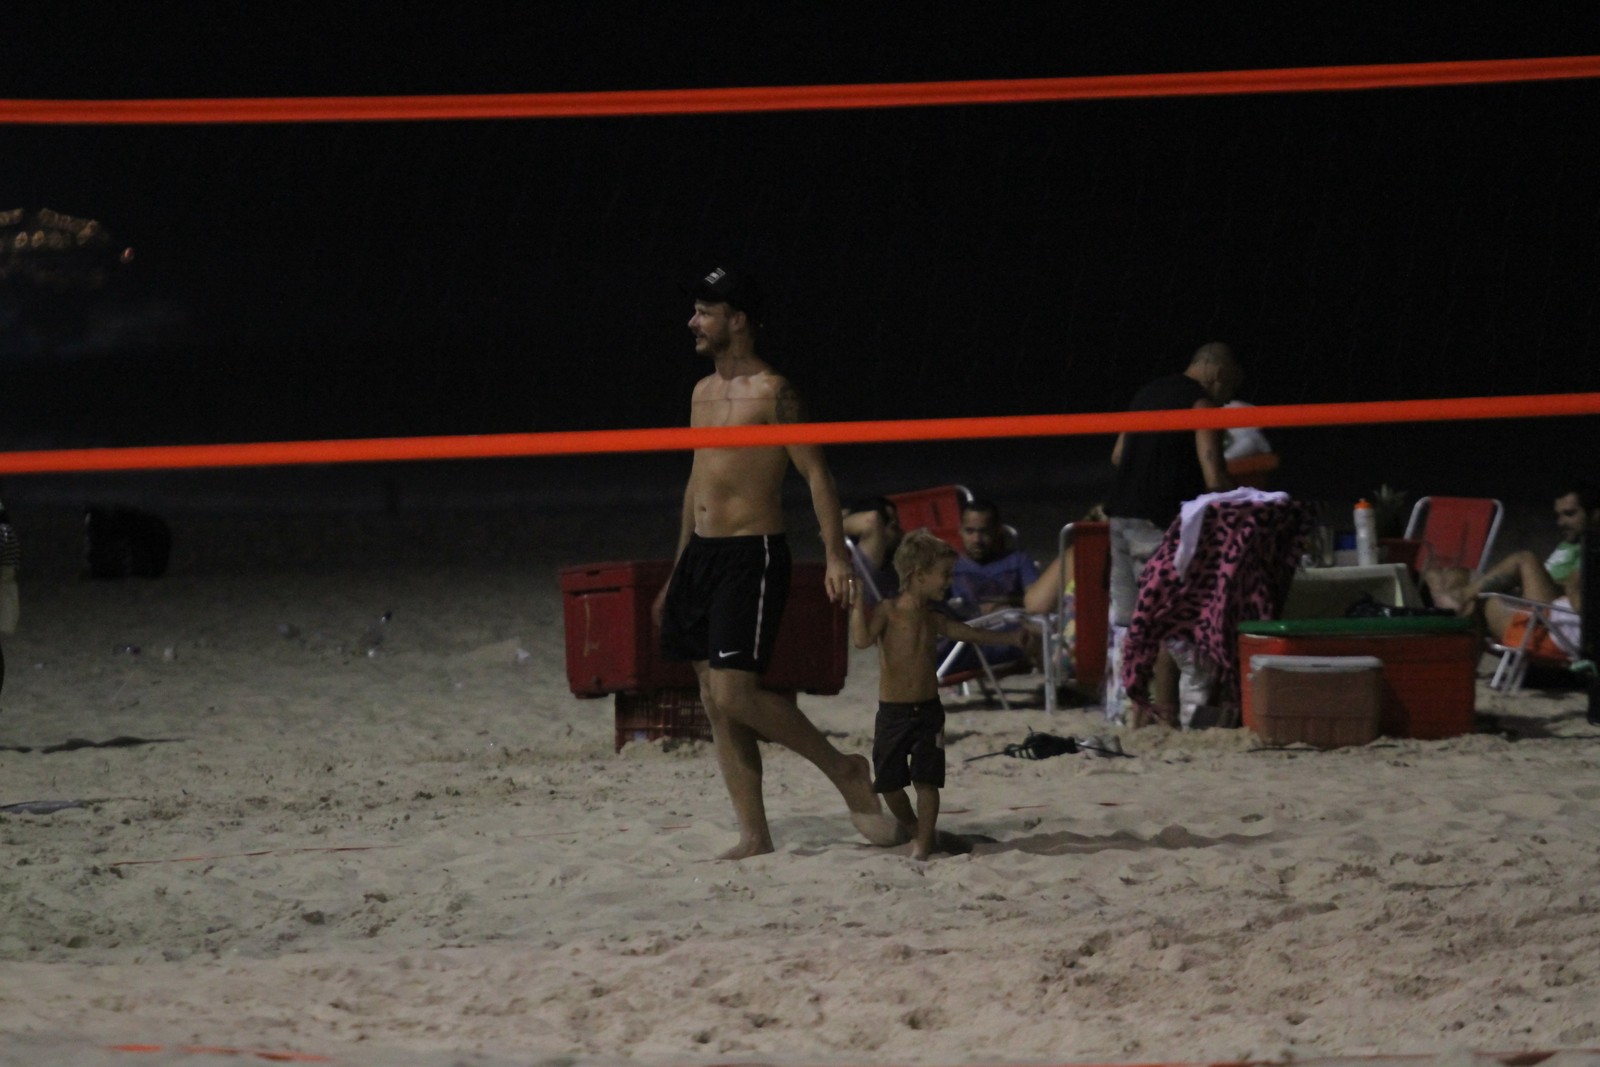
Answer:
[{"left": 4, "top": 6, "right": 1599, "bottom": 507}]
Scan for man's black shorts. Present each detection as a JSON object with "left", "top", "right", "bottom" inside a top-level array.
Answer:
[
  {"left": 872, "top": 696, "right": 946, "bottom": 791},
  {"left": 660, "top": 533, "right": 791, "bottom": 673}
]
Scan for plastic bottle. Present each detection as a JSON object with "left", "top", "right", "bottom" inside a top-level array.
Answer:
[{"left": 1353, "top": 499, "right": 1378, "bottom": 566}]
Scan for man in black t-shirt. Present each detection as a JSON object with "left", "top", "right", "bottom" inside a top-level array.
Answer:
[{"left": 1104, "top": 342, "right": 1241, "bottom": 720}]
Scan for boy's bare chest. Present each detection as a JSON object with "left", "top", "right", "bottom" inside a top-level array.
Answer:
[{"left": 886, "top": 608, "right": 940, "bottom": 658}]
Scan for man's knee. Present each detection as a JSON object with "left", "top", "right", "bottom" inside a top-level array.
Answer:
[
  {"left": 704, "top": 668, "right": 759, "bottom": 722},
  {"left": 1482, "top": 599, "right": 1516, "bottom": 641},
  {"left": 693, "top": 665, "right": 725, "bottom": 721}
]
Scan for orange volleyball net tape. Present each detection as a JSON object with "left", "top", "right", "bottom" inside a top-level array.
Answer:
[
  {"left": 7, "top": 59, "right": 1597, "bottom": 476},
  {"left": 2, "top": 394, "right": 1596, "bottom": 476},
  {"left": 4, "top": 56, "right": 1599, "bottom": 125},
  {"left": 108, "top": 1045, "right": 333, "bottom": 1062}
]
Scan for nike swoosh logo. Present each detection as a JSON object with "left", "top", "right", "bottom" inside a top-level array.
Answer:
[{"left": 717, "top": 650, "right": 742, "bottom": 658}]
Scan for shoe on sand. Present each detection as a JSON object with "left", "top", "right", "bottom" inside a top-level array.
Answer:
[{"left": 1076, "top": 735, "right": 1129, "bottom": 758}]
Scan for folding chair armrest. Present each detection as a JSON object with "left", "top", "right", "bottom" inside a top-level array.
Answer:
[
  {"left": 845, "top": 539, "right": 883, "bottom": 605},
  {"left": 958, "top": 606, "right": 1052, "bottom": 632},
  {"left": 962, "top": 606, "right": 1022, "bottom": 628}
]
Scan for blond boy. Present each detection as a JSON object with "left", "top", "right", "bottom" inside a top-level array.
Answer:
[{"left": 848, "top": 529, "right": 1026, "bottom": 860}]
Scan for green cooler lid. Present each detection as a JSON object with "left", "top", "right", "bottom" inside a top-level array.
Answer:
[{"left": 1238, "top": 616, "right": 1473, "bottom": 636}]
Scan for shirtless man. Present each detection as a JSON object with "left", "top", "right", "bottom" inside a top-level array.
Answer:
[{"left": 652, "top": 266, "right": 901, "bottom": 859}]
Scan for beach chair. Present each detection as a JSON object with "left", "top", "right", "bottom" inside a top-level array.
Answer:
[
  {"left": 1046, "top": 520, "right": 1110, "bottom": 709},
  {"left": 937, "top": 521, "right": 1114, "bottom": 713},
  {"left": 888, "top": 484, "right": 972, "bottom": 551},
  {"left": 846, "top": 485, "right": 973, "bottom": 603},
  {"left": 937, "top": 523, "right": 1047, "bottom": 710},
  {"left": 936, "top": 609, "right": 1036, "bottom": 710},
  {"left": 1482, "top": 593, "right": 1589, "bottom": 694},
  {"left": 1401, "top": 496, "right": 1504, "bottom": 574}
]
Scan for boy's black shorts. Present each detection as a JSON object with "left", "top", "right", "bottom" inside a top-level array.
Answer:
[{"left": 872, "top": 696, "right": 946, "bottom": 791}]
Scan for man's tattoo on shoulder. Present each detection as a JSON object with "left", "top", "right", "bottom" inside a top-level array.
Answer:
[{"left": 774, "top": 383, "right": 806, "bottom": 424}]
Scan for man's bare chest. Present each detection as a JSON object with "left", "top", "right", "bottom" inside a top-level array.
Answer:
[{"left": 692, "top": 391, "right": 775, "bottom": 428}]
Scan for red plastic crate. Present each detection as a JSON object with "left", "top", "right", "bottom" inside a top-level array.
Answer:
[
  {"left": 613, "top": 689, "right": 712, "bottom": 751},
  {"left": 1238, "top": 622, "right": 1477, "bottom": 740},
  {"left": 559, "top": 559, "right": 848, "bottom": 697}
]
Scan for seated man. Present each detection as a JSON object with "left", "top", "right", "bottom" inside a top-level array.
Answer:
[
  {"left": 843, "top": 497, "right": 903, "bottom": 601},
  {"left": 939, "top": 499, "right": 1039, "bottom": 672},
  {"left": 1427, "top": 483, "right": 1597, "bottom": 649}
]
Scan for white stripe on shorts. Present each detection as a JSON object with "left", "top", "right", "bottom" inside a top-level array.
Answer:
[{"left": 752, "top": 535, "right": 770, "bottom": 654}]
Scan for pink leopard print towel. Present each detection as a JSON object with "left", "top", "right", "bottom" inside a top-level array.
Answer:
[{"left": 1120, "top": 499, "right": 1314, "bottom": 716}]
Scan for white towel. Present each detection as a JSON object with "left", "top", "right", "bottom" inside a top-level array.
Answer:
[{"left": 1174, "top": 488, "right": 1289, "bottom": 575}]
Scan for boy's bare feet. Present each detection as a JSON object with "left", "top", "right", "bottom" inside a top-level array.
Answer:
[{"left": 908, "top": 831, "right": 968, "bottom": 862}]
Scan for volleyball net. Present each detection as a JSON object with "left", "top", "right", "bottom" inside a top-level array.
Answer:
[{"left": 4, "top": 55, "right": 1599, "bottom": 478}]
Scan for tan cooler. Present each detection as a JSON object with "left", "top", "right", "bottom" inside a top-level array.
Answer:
[{"left": 1243, "top": 654, "right": 1384, "bottom": 748}]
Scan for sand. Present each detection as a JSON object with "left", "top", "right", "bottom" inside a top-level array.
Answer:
[{"left": 2, "top": 497, "right": 1598, "bottom": 1067}]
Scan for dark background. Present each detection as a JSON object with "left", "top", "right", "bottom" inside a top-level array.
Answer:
[{"left": 3, "top": 4, "right": 1598, "bottom": 515}]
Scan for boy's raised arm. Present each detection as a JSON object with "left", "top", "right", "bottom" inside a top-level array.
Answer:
[{"left": 936, "top": 615, "right": 1028, "bottom": 648}]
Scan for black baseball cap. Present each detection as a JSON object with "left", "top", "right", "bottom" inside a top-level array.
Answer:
[{"left": 684, "top": 265, "right": 764, "bottom": 321}]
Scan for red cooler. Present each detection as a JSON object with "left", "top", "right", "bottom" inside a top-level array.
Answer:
[
  {"left": 1237, "top": 617, "right": 1478, "bottom": 740},
  {"left": 558, "top": 559, "right": 849, "bottom": 698}
]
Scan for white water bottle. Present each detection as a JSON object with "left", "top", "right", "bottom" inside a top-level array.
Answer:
[{"left": 1353, "top": 499, "right": 1378, "bottom": 566}]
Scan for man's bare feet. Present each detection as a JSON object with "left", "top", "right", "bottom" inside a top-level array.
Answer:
[
  {"left": 852, "top": 811, "right": 911, "bottom": 847},
  {"left": 835, "top": 753, "right": 879, "bottom": 814},
  {"left": 717, "top": 837, "right": 775, "bottom": 861},
  {"left": 1423, "top": 566, "right": 1473, "bottom": 614},
  {"left": 832, "top": 753, "right": 908, "bottom": 845}
]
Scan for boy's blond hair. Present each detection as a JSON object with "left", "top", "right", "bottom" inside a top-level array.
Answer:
[{"left": 893, "top": 528, "right": 957, "bottom": 587}]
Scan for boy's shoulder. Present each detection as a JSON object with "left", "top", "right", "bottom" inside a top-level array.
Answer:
[{"left": 885, "top": 593, "right": 948, "bottom": 622}]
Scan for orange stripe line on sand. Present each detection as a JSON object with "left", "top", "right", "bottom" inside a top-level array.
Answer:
[
  {"left": 108, "top": 844, "right": 396, "bottom": 867},
  {"left": 5, "top": 56, "right": 1598, "bottom": 125},
  {"left": 2, "top": 393, "right": 1596, "bottom": 476},
  {"left": 108, "top": 1045, "right": 333, "bottom": 1061},
  {"left": 101, "top": 1048, "right": 1594, "bottom": 1065}
]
